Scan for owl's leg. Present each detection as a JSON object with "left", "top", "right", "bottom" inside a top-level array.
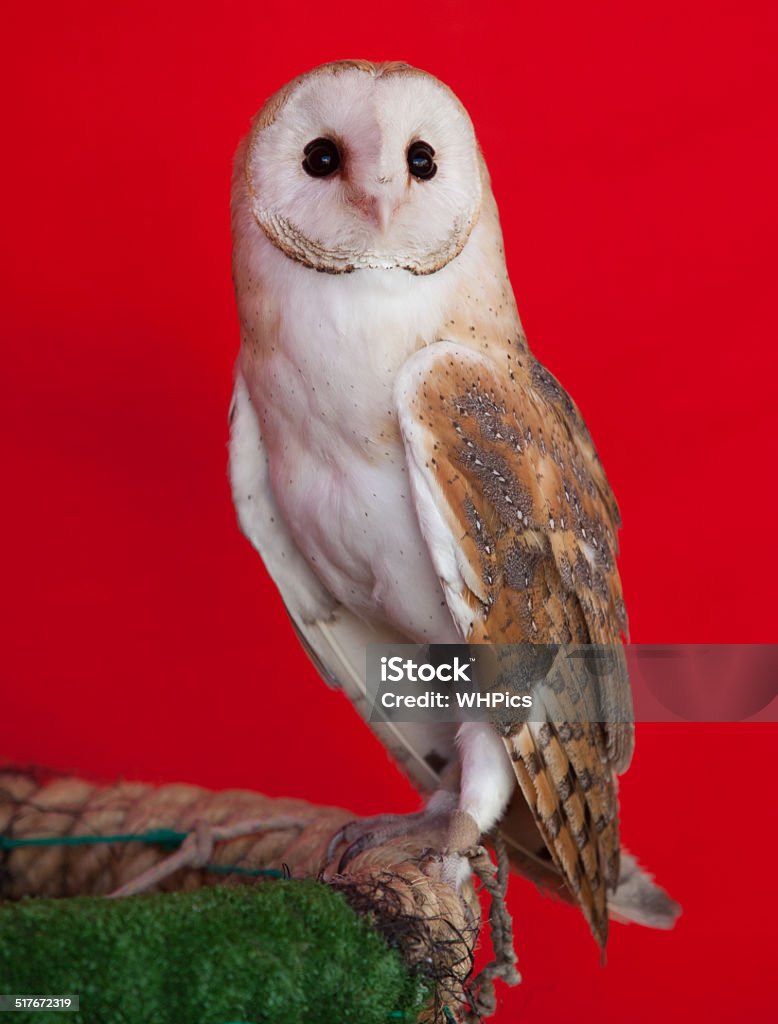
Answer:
[{"left": 440, "top": 721, "right": 516, "bottom": 888}]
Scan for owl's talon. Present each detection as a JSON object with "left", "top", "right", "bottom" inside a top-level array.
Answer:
[
  {"left": 325, "top": 803, "right": 454, "bottom": 873},
  {"left": 326, "top": 811, "right": 422, "bottom": 867},
  {"left": 338, "top": 830, "right": 380, "bottom": 872},
  {"left": 326, "top": 822, "right": 359, "bottom": 864},
  {"left": 459, "top": 843, "right": 489, "bottom": 865}
]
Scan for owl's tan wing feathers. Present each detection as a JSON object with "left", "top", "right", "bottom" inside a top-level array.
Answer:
[{"left": 395, "top": 340, "right": 634, "bottom": 947}]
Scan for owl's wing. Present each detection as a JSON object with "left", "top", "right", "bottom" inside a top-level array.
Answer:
[
  {"left": 229, "top": 370, "right": 457, "bottom": 793},
  {"left": 395, "top": 341, "right": 634, "bottom": 946}
]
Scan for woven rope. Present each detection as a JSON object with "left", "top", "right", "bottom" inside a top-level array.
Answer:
[{"left": 0, "top": 769, "right": 518, "bottom": 1022}]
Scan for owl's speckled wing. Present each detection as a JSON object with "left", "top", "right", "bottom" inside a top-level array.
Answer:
[{"left": 395, "top": 339, "right": 634, "bottom": 947}]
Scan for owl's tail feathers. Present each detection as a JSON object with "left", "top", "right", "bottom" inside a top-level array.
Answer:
[
  {"left": 607, "top": 850, "right": 681, "bottom": 929},
  {"left": 498, "top": 819, "right": 680, "bottom": 932}
]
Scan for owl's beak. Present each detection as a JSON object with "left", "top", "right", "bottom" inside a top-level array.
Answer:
[
  {"left": 351, "top": 189, "right": 400, "bottom": 233},
  {"left": 367, "top": 193, "right": 398, "bottom": 233}
]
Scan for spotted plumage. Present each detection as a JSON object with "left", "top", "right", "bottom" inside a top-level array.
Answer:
[
  {"left": 397, "top": 341, "right": 635, "bottom": 944},
  {"left": 229, "top": 59, "right": 678, "bottom": 951}
]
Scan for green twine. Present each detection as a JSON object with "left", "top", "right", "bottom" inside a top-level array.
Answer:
[
  {"left": 207, "top": 864, "right": 284, "bottom": 879},
  {"left": 0, "top": 829, "right": 187, "bottom": 851},
  {"left": 0, "top": 830, "right": 283, "bottom": 879}
]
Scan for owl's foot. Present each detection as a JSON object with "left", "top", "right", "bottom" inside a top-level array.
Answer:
[
  {"left": 436, "top": 808, "right": 484, "bottom": 889},
  {"left": 325, "top": 790, "right": 456, "bottom": 873}
]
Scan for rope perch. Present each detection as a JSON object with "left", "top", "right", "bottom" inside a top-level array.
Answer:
[{"left": 0, "top": 768, "right": 519, "bottom": 1022}]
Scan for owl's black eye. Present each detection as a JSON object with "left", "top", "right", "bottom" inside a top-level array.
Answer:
[
  {"left": 407, "top": 141, "right": 437, "bottom": 180},
  {"left": 302, "top": 138, "right": 341, "bottom": 178}
]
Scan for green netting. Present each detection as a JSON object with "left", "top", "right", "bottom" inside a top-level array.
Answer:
[{"left": 0, "top": 880, "right": 429, "bottom": 1024}]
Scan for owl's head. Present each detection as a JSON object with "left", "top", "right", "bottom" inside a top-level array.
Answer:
[{"left": 243, "top": 61, "right": 483, "bottom": 275}]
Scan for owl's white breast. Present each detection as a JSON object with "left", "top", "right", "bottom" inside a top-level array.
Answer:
[{"left": 233, "top": 209, "right": 478, "bottom": 642}]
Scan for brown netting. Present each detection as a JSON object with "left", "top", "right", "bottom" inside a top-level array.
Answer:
[{"left": 0, "top": 768, "right": 520, "bottom": 1022}]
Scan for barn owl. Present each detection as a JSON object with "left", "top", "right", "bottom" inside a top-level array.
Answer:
[{"left": 229, "top": 60, "right": 678, "bottom": 948}]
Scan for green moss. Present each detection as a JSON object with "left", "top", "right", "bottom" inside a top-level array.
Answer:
[{"left": 0, "top": 881, "right": 428, "bottom": 1023}]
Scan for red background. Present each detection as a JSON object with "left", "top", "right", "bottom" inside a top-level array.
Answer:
[{"left": 2, "top": 2, "right": 777, "bottom": 1020}]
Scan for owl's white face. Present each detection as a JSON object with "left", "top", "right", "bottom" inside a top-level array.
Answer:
[{"left": 245, "top": 62, "right": 484, "bottom": 275}]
